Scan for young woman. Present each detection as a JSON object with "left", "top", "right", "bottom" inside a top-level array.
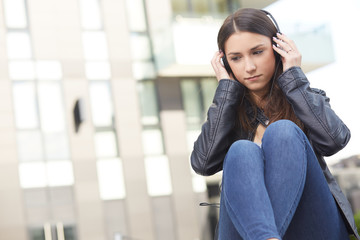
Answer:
[{"left": 191, "top": 8, "right": 359, "bottom": 240}]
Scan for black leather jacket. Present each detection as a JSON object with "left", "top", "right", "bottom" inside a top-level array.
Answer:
[{"left": 191, "top": 66, "right": 359, "bottom": 239}]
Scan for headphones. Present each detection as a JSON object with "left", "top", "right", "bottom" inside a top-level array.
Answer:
[
  {"left": 261, "top": 10, "right": 281, "bottom": 34},
  {"left": 222, "top": 9, "right": 282, "bottom": 80}
]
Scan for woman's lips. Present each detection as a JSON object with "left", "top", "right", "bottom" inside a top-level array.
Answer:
[{"left": 245, "top": 74, "right": 262, "bottom": 81}]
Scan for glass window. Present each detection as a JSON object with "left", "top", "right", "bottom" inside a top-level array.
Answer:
[
  {"left": 19, "top": 162, "right": 47, "bottom": 188},
  {"left": 12, "top": 82, "right": 39, "bottom": 129},
  {"left": 63, "top": 225, "right": 77, "bottom": 240},
  {"left": 3, "top": 0, "right": 27, "bottom": 29},
  {"left": 9, "top": 60, "right": 36, "bottom": 80},
  {"left": 181, "top": 78, "right": 217, "bottom": 151},
  {"left": 171, "top": 0, "right": 187, "bottom": 15},
  {"left": 29, "top": 224, "right": 77, "bottom": 240},
  {"left": 132, "top": 61, "right": 156, "bottom": 80},
  {"left": 97, "top": 158, "right": 126, "bottom": 200},
  {"left": 114, "top": 233, "right": 124, "bottom": 240},
  {"left": 43, "top": 132, "right": 70, "bottom": 160},
  {"left": 142, "top": 128, "right": 164, "bottom": 155},
  {"left": 171, "top": 0, "right": 238, "bottom": 17},
  {"left": 19, "top": 161, "right": 74, "bottom": 188},
  {"left": 213, "top": 0, "right": 227, "bottom": 14},
  {"left": 82, "top": 31, "right": 109, "bottom": 60},
  {"left": 180, "top": 80, "right": 202, "bottom": 128},
  {"left": 17, "top": 131, "right": 43, "bottom": 161},
  {"left": 79, "top": 0, "right": 102, "bottom": 30},
  {"left": 130, "top": 34, "right": 152, "bottom": 61},
  {"left": 200, "top": 78, "right": 217, "bottom": 110},
  {"left": 193, "top": 0, "right": 209, "bottom": 14},
  {"left": 85, "top": 61, "right": 111, "bottom": 80},
  {"left": 137, "top": 81, "right": 159, "bottom": 125},
  {"left": 226, "top": 0, "right": 240, "bottom": 13},
  {"left": 125, "top": 0, "right": 147, "bottom": 32},
  {"left": 38, "top": 82, "right": 65, "bottom": 132},
  {"left": 47, "top": 161, "right": 74, "bottom": 187},
  {"left": 89, "top": 82, "right": 113, "bottom": 127},
  {"left": 94, "top": 131, "right": 118, "bottom": 158},
  {"left": 144, "top": 155, "right": 172, "bottom": 196},
  {"left": 28, "top": 227, "right": 45, "bottom": 240},
  {"left": 36, "top": 61, "right": 62, "bottom": 80},
  {"left": 6, "top": 32, "right": 32, "bottom": 59}
]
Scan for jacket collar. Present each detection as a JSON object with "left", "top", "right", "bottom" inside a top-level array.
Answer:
[{"left": 245, "top": 100, "right": 270, "bottom": 127}]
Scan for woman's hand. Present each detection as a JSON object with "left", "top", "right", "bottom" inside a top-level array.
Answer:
[
  {"left": 272, "top": 33, "right": 302, "bottom": 72},
  {"left": 211, "top": 50, "right": 231, "bottom": 82}
]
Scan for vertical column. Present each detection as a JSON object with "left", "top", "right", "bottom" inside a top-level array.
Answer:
[
  {"left": 63, "top": 80, "right": 106, "bottom": 240},
  {"left": 157, "top": 78, "right": 200, "bottom": 240},
  {"left": 0, "top": 0, "right": 33, "bottom": 239},
  {"left": 0, "top": 29, "right": 27, "bottom": 240},
  {"left": 103, "top": 0, "right": 156, "bottom": 239},
  {"left": 54, "top": 0, "right": 106, "bottom": 239}
]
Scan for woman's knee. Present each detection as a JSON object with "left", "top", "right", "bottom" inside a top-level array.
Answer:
[
  {"left": 224, "top": 140, "right": 262, "bottom": 170},
  {"left": 227, "top": 140, "right": 259, "bottom": 157},
  {"left": 263, "top": 120, "right": 304, "bottom": 146}
]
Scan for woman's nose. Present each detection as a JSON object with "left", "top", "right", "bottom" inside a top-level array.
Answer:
[{"left": 245, "top": 59, "right": 256, "bottom": 73}]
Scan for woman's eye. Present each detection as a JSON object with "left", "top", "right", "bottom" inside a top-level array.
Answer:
[
  {"left": 253, "top": 50, "right": 263, "bottom": 55},
  {"left": 231, "top": 56, "right": 241, "bottom": 61}
]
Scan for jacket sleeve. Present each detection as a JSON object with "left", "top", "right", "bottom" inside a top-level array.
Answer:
[
  {"left": 277, "top": 66, "right": 351, "bottom": 156},
  {"left": 190, "top": 79, "right": 245, "bottom": 176}
]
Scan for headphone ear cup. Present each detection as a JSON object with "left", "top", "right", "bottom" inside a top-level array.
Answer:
[
  {"left": 222, "top": 55, "right": 232, "bottom": 74},
  {"left": 273, "top": 50, "right": 281, "bottom": 60},
  {"left": 222, "top": 55, "right": 238, "bottom": 81}
]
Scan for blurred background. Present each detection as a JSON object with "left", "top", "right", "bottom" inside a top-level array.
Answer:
[{"left": 0, "top": 0, "right": 360, "bottom": 239}]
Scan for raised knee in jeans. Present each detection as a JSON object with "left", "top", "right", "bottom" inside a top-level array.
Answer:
[
  {"left": 224, "top": 140, "right": 262, "bottom": 170},
  {"left": 263, "top": 120, "right": 304, "bottom": 146}
]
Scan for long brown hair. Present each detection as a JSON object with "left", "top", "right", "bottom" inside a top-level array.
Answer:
[{"left": 217, "top": 8, "right": 304, "bottom": 132}]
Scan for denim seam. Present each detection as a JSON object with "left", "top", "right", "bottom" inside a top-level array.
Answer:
[
  {"left": 222, "top": 171, "right": 281, "bottom": 240},
  {"left": 278, "top": 136, "right": 307, "bottom": 236},
  {"left": 222, "top": 184, "right": 251, "bottom": 240}
]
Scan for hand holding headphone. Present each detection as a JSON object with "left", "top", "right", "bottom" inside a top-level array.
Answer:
[
  {"left": 272, "top": 33, "right": 302, "bottom": 71},
  {"left": 211, "top": 50, "right": 233, "bottom": 82},
  {"left": 262, "top": 10, "right": 301, "bottom": 71}
]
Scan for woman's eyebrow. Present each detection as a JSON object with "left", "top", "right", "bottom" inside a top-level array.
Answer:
[
  {"left": 250, "top": 44, "right": 265, "bottom": 51},
  {"left": 228, "top": 44, "right": 265, "bottom": 55}
]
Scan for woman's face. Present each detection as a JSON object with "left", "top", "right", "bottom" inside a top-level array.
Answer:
[{"left": 224, "top": 31, "right": 276, "bottom": 98}]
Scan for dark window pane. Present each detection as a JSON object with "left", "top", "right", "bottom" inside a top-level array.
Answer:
[
  {"left": 29, "top": 228, "right": 45, "bottom": 240},
  {"left": 64, "top": 225, "right": 77, "bottom": 240}
]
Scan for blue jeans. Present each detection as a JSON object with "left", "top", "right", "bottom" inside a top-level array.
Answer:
[{"left": 218, "top": 120, "right": 349, "bottom": 240}]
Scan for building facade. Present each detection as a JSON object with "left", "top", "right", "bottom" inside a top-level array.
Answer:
[{"left": 1, "top": 0, "right": 357, "bottom": 239}]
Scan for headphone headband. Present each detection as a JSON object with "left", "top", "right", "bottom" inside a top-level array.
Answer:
[{"left": 261, "top": 10, "right": 281, "bottom": 34}]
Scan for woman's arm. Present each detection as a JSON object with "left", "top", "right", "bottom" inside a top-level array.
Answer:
[
  {"left": 273, "top": 34, "right": 350, "bottom": 156},
  {"left": 191, "top": 50, "right": 245, "bottom": 176},
  {"left": 278, "top": 66, "right": 350, "bottom": 156},
  {"left": 191, "top": 79, "right": 244, "bottom": 176}
]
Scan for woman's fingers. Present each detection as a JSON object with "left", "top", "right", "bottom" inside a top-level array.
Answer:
[
  {"left": 272, "top": 33, "right": 302, "bottom": 71},
  {"left": 211, "top": 50, "right": 230, "bottom": 81},
  {"left": 274, "top": 33, "right": 299, "bottom": 52}
]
